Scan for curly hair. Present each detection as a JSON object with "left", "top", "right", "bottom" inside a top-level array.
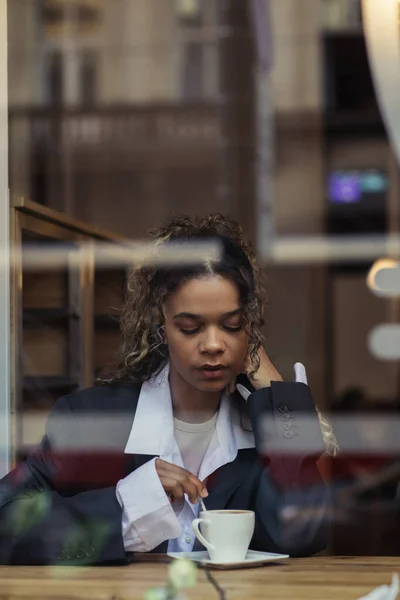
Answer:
[
  {"left": 104, "top": 213, "right": 338, "bottom": 456},
  {"left": 107, "top": 213, "right": 266, "bottom": 384},
  {"left": 317, "top": 409, "right": 338, "bottom": 456}
]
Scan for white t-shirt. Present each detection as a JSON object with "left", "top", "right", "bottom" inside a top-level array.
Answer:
[{"left": 173, "top": 411, "right": 218, "bottom": 477}]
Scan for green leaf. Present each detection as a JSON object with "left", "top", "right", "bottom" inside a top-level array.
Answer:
[{"left": 11, "top": 492, "right": 51, "bottom": 536}]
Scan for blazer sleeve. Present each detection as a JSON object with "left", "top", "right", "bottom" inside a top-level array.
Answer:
[
  {"left": 247, "top": 382, "right": 330, "bottom": 557},
  {"left": 0, "top": 396, "right": 128, "bottom": 566}
]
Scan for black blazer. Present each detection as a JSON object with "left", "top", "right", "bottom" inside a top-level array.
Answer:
[{"left": 0, "top": 380, "right": 329, "bottom": 565}]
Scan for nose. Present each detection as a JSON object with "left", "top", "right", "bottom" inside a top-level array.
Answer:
[{"left": 199, "top": 327, "right": 225, "bottom": 355}]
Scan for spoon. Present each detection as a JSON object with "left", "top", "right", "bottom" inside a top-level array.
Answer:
[{"left": 199, "top": 496, "right": 207, "bottom": 512}]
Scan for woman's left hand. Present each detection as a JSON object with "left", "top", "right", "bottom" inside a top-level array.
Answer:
[
  {"left": 227, "top": 346, "right": 283, "bottom": 394},
  {"left": 243, "top": 346, "right": 283, "bottom": 391}
]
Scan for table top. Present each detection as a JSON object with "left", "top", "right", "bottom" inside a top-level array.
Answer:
[{"left": 0, "top": 556, "right": 399, "bottom": 600}]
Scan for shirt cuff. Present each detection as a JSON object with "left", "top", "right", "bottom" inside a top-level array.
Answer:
[
  {"left": 294, "top": 363, "right": 308, "bottom": 385},
  {"left": 116, "top": 457, "right": 182, "bottom": 552}
]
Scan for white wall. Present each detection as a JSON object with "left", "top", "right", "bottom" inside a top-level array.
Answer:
[{"left": 8, "top": 0, "right": 178, "bottom": 105}]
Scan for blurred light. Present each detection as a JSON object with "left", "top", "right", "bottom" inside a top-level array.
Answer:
[
  {"left": 367, "top": 258, "right": 400, "bottom": 296},
  {"left": 368, "top": 323, "right": 400, "bottom": 360},
  {"left": 175, "top": 0, "right": 200, "bottom": 17},
  {"left": 266, "top": 234, "right": 400, "bottom": 264},
  {"left": 13, "top": 412, "right": 400, "bottom": 454},
  {"left": 9, "top": 236, "right": 400, "bottom": 269},
  {"left": 11, "top": 240, "right": 221, "bottom": 271}
]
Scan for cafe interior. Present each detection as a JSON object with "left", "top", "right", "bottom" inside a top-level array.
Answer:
[{"left": 2, "top": 0, "right": 400, "bottom": 597}]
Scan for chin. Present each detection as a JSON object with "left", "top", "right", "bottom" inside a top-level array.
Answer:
[{"left": 195, "top": 380, "right": 228, "bottom": 393}]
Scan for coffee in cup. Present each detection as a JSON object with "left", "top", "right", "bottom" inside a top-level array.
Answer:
[{"left": 192, "top": 509, "right": 255, "bottom": 563}]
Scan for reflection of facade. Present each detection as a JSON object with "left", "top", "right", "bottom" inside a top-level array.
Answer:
[
  {"left": 8, "top": 0, "right": 260, "bottom": 242},
  {"left": 10, "top": 0, "right": 221, "bottom": 107},
  {"left": 43, "top": 0, "right": 103, "bottom": 36},
  {"left": 42, "top": 0, "right": 105, "bottom": 106}
]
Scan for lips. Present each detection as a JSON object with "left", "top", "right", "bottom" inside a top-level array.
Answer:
[{"left": 197, "top": 365, "right": 228, "bottom": 380}]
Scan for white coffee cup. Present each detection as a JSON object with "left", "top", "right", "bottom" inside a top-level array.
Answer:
[{"left": 192, "top": 509, "right": 255, "bottom": 563}]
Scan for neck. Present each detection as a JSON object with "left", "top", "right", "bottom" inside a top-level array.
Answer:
[{"left": 169, "top": 366, "right": 221, "bottom": 424}]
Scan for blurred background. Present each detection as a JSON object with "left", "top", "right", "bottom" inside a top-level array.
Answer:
[{"left": 7, "top": 0, "right": 400, "bottom": 556}]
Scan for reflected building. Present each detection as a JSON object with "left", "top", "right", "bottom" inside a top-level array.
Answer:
[{"left": 8, "top": 0, "right": 257, "bottom": 239}]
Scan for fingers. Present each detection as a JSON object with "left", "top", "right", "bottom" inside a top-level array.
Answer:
[
  {"left": 163, "top": 465, "right": 206, "bottom": 504},
  {"left": 160, "top": 477, "right": 185, "bottom": 502},
  {"left": 156, "top": 459, "right": 208, "bottom": 504},
  {"left": 243, "top": 345, "right": 283, "bottom": 388}
]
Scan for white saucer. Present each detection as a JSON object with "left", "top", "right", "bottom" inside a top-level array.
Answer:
[{"left": 167, "top": 550, "right": 289, "bottom": 570}]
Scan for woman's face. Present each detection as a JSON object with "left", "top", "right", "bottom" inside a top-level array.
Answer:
[{"left": 163, "top": 275, "right": 250, "bottom": 392}]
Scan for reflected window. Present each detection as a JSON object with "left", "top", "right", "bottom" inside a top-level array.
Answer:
[
  {"left": 44, "top": 49, "right": 99, "bottom": 106},
  {"left": 47, "top": 49, "right": 63, "bottom": 107},
  {"left": 175, "top": 0, "right": 220, "bottom": 100},
  {"left": 42, "top": 0, "right": 102, "bottom": 37},
  {"left": 181, "top": 42, "right": 204, "bottom": 100},
  {"left": 80, "top": 50, "right": 98, "bottom": 107},
  {"left": 40, "top": 0, "right": 101, "bottom": 106}
]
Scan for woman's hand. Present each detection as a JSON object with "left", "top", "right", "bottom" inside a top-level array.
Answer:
[
  {"left": 243, "top": 346, "right": 283, "bottom": 391},
  {"left": 155, "top": 459, "right": 208, "bottom": 504}
]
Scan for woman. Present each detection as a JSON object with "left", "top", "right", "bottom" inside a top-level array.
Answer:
[{"left": 0, "top": 214, "right": 334, "bottom": 565}]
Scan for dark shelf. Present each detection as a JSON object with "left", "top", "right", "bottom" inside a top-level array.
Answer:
[
  {"left": 324, "top": 111, "right": 385, "bottom": 137},
  {"left": 23, "top": 375, "right": 79, "bottom": 391},
  {"left": 95, "top": 267, "right": 127, "bottom": 276},
  {"left": 328, "top": 262, "right": 372, "bottom": 275},
  {"left": 322, "top": 28, "right": 364, "bottom": 39},
  {"left": 95, "top": 314, "right": 120, "bottom": 328},
  {"left": 23, "top": 308, "right": 78, "bottom": 327}
]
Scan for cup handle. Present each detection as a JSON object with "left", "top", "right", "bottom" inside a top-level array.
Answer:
[{"left": 192, "top": 518, "right": 215, "bottom": 552}]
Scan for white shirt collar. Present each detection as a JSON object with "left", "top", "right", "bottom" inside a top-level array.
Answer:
[{"left": 124, "top": 362, "right": 255, "bottom": 458}]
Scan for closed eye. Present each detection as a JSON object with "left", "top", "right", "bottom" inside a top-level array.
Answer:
[
  {"left": 179, "top": 323, "right": 243, "bottom": 335},
  {"left": 180, "top": 327, "right": 201, "bottom": 335},
  {"left": 223, "top": 325, "right": 243, "bottom": 333}
]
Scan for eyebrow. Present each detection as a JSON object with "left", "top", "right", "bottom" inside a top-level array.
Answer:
[{"left": 173, "top": 309, "right": 242, "bottom": 320}]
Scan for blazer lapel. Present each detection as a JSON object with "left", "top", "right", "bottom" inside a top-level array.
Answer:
[{"left": 204, "top": 448, "right": 257, "bottom": 510}]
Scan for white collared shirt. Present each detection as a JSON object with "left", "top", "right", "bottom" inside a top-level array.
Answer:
[{"left": 116, "top": 362, "right": 307, "bottom": 553}]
